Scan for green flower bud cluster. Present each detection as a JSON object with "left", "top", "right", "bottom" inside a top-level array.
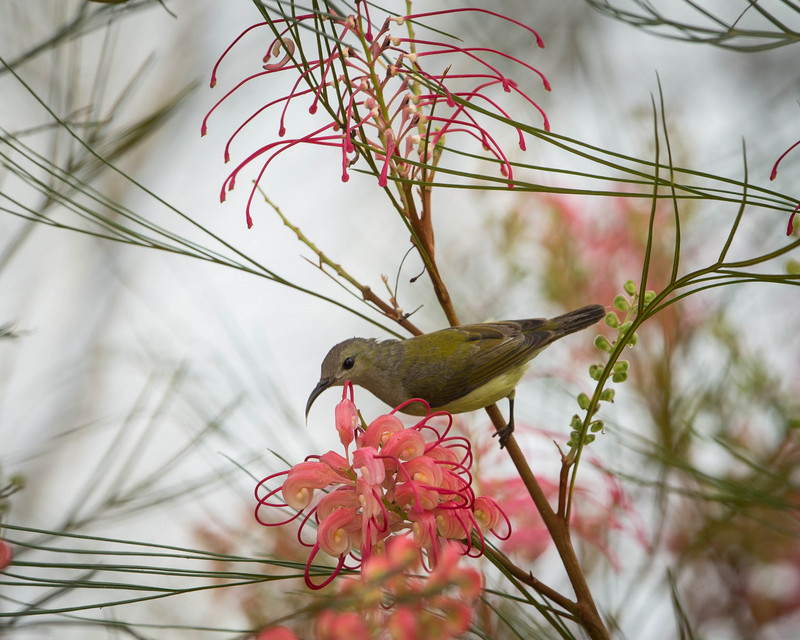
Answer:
[
  {"left": 568, "top": 279, "right": 653, "bottom": 449},
  {"left": 568, "top": 388, "right": 615, "bottom": 448},
  {"left": 606, "top": 278, "right": 656, "bottom": 349}
]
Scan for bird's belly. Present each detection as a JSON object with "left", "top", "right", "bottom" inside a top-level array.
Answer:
[{"left": 406, "top": 366, "right": 529, "bottom": 415}]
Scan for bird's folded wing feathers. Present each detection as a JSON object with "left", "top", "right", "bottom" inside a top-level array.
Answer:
[{"left": 403, "top": 322, "right": 555, "bottom": 407}]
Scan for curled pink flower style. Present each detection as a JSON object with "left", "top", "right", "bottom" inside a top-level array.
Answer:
[
  {"left": 254, "top": 382, "right": 510, "bottom": 589},
  {"left": 770, "top": 138, "right": 800, "bottom": 235},
  {"left": 203, "top": 2, "right": 550, "bottom": 227}
]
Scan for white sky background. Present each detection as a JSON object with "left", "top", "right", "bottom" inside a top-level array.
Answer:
[{"left": 1, "top": 0, "right": 800, "bottom": 637}]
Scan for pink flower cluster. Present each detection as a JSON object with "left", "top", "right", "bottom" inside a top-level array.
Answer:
[
  {"left": 258, "top": 536, "right": 482, "bottom": 640},
  {"left": 254, "top": 383, "right": 509, "bottom": 590},
  {"left": 258, "top": 536, "right": 483, "bottom": 640},
  {"left": 203, "top": 2, "right": 550, "bottom": 227}
]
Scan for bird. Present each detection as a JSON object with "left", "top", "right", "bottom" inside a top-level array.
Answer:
[{"left": 306, "top": 304, "right": 606, "bottom": 446}]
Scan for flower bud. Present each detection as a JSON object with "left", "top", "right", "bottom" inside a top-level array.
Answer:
[
  {"left": 359, "top": 413, "right": 403, "bottom": 449},
  {"left": 282, "top": 462, "right": 339, "bottom": 510},
  {"left": 317, "top": 507, "right": 358, "bottom": 557},
  {"left": 623, "top": 280, "right": 637, "bottom": 296},
  {"left": 402, "top": 455, "right": 442, "bottom": 487},
  {"left": 381, "top": 429, "right": 425, "bottom": 461},
  {"left": 335, "top": 396, "right": 359, "bottom": 450},
  {"left": 613, "top": 295, "right": 630, "bottom": 312},
  {"left": 473, "top": 496, "right": 504, "bottom": 532},
  {"left": 599, "top": 388, "right": 616, "bottom": 402},
  {"left": 594, "top": 335, "right": 612, "bottom": 352},
  {"left": 353, "top": 447, "right": 386, "bottom": 485}
]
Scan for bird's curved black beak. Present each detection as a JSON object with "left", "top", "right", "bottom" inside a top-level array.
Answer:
[{"left": 305, "top": 377, "right": 334, "bottom": 419}]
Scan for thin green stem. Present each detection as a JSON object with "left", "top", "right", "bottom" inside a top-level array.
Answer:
[
  {"left": 638, "top": 93, "right": 661, "bottom": 318},
  {"left": 657, "top": 76, "right": 682, "bottom": 285}
]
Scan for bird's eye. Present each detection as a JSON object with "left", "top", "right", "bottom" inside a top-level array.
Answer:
[{"left": 342, "top": 356, "right": 355, "bottom": 370}]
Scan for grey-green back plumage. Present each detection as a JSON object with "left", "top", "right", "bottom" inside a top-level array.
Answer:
[{"left": 310, "top": 304, "right": 605, "bottom": 415}]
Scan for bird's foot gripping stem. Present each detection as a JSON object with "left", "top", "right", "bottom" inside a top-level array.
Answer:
[
  {"left": 492, "top": 422, "right": 515, "bottom": 449},
  {"left": 491, "top": 393, "right": 516, "bottom": 449}
]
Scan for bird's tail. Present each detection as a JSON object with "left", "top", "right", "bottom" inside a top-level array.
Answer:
[{"left": 550, "top": 304, "right": 606, "bottom": 336}]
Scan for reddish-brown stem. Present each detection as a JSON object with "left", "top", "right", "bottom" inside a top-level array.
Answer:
[
  {"left": 401, "top": 183, "right": 459, "bottom": 327},
  {"left": 557, "top": 455, "right": 572, "bottom": 520},
  {"left": 484, "top": 404, "right": 610, "bottom": 640},
  {"left": 360, "top": 284, "right": 423, "bottom": 335}
]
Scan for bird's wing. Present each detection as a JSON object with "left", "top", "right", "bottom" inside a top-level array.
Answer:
[{"left": 402, "top": 321, "right": 555, "bottom": 407}]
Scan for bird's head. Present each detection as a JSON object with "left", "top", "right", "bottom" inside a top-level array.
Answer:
[{"left": 305, "top": 338, "right": 377, "bottom": 418}]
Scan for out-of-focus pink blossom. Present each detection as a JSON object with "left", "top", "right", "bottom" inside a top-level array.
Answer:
[
  {"left": 0, "top": 539, "right": 12, "bottom": 571},
  {"left": 256, "top": 627, "right": 299, "bottom": 640},
  {"left": 316, "top": 610, "right": 371, "bottom": 640},
  {"left": 480, "top": 449, "right": 648, "bottom": 567}
]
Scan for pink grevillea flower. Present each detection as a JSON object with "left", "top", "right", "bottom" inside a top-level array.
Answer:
[
  {"left": 254, "top": 382, "right": 510, "bottom": 589},
  {"left": 770, "top": 138, "right": 800, "bottom": 235},
  {"left": 203, "top": 2, "right": 550, "bottom": 227}
]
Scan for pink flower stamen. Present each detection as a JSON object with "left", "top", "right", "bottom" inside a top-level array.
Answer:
[
  {"left": 356, "top": 0, "right": 373, "bottom": 42},
  {"left": 770, "top": 138, "right": 800, "bottom": 181},
  {"left": 208, "top": 21, "right": 268, "bottom": 88},
  {"left": 769, "top": 138, "right": 800, "bottom": 235},
  {"left": 397, "top": 39, "right": 550, "bottom": 93},
  {"left": 402, "top": 8, "right": 545, "bottom": 49},
  {"left": 788, "top": 204, "right": 799, "bottom": 235}
]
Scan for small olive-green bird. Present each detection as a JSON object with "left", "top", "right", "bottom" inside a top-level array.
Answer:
[{"left": 306, "top": 304, "right": 605, "bottom": 445}]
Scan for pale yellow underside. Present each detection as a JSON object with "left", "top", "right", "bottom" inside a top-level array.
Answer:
[{"left": 428, "top": 363, "right": 530, "bottom": 414}]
